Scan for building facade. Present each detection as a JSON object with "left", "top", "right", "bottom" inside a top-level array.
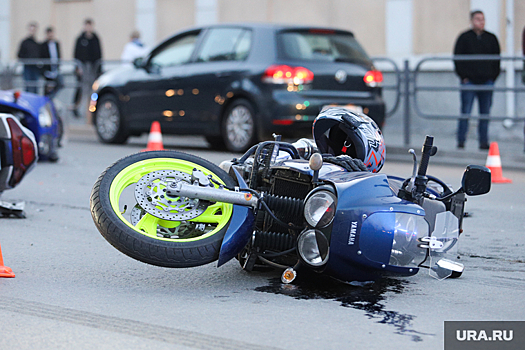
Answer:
[{"left": 0, "top": 0, "right": 523, "bottom": 63}]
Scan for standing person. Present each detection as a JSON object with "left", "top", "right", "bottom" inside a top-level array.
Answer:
[
  {"left": 17, "top": 22, "right": 41, "bottom": 93},
  {"left": 41, "top": 26, "right": 63, "bottom": 98},
  {"left": 522, "top": 25, "right": 525, "bottom": 84},
  {"left": 72, "top": 18, "right": 102, "bottom": 117},
  {"left": 522, "top": 25, "right": 525, "bottom": 151},
  {"left": 120, "top": 30, "right": 148, "bottom": 63},
  {"left": 453, "top": 10, "right": 500, "bottom": 150}
]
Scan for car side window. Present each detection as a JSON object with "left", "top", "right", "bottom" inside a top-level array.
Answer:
[
  {"left": 150, "top": 33, "right": 199, "bottom": 68},
  {"left": 234, "top": 30, "right": 252, "bottom": 60},
  {"left": 196, "top": 28, "right": 251, "bottom": 62}
]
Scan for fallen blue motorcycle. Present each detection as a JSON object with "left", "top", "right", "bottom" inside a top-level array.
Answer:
[
  {"left": 0, "top": 90, "right": 62, "bottom": 162},
  {"left": 0, "top": 112, "right": 38, "bottom": 217},
  {"left": 90, "top": 108, "right": 490, "bottom": 283}
]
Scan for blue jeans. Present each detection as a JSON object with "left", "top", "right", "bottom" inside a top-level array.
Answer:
[
  {"left": 23, "top": 65, "right": 40, "bottom": 94},
  {"left": 457, "top": 80, "right": 493, "bottom": 147}
]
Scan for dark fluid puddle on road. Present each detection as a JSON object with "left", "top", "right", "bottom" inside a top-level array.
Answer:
[{"left": 255, "top": 276, "right": 431, "bottom": 342}]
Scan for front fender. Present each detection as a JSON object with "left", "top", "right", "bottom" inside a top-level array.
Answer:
[
  {"left": 217, "top": 167, "right": 255, "bottom": 267},
  {"left": 217, "top": 205, "right": 255, "bottom": 267}
]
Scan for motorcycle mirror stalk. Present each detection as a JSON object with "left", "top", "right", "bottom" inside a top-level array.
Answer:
[
  {"left": 399, "top": 136, "right": 490, "bottom": 203},
  {"left": 398, "top": 135, "right": 437, "bottom": 204},
  {"left": 309, "top": 153, "right": 323, "bottom": 183}
]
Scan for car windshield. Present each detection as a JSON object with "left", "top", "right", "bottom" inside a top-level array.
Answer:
[{"left": 277, "top": 30, "right": 371, "bottom": 65}]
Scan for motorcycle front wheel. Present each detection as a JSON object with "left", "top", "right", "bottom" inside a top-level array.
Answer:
[{"left": 90, "top": 150, "right": 236, "bottom": 268}]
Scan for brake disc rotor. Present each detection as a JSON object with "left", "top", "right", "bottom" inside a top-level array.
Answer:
[{"left": 134, "top": 169, "right": 208, "bottom": 221}]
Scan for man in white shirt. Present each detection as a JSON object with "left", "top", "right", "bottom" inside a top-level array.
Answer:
[{"left": 121, "top": 30, "right": 148, "bottom": 63}]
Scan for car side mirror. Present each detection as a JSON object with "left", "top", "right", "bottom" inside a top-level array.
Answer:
[
  {"left": 461, "top": 165, "right": 491, "bottom": 196},
  {"left": 133, "top": 57, "right": 145, "bottom": 69}
]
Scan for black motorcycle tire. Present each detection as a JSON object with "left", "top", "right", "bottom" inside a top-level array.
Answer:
[{"left": 90, "top": 150, "right": 236, "bottom": 268}]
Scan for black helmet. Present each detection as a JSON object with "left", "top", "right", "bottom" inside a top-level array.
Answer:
[{"left": 313, "top": 107, "right": 386, "bottom": 173}]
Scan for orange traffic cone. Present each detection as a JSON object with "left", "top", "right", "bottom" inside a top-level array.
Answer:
[
  {"left": 485, "top": 142, "right": 512, "bottom": 183},
  {"left": 0, "top": 243, "right": 15, "bottom": 278},
  {"left": 142, "top": 121, "right": 164, "bottom": 151}
]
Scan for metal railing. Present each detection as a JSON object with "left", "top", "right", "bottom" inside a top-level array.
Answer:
[
  {"left": 371, "top": 56, "right": 402, "bottom": 117},
  {"left": 1, "top": 56, "right": 524, "bottom": 147},
  {"left": 4, "top": 58, "right": 85, "bottom": 91},
  {"left": 1, "top": 59, "right": 105, "bottom": 121},
  {"left": 413, "top": 55, "right": 525, "bottom": 120}
]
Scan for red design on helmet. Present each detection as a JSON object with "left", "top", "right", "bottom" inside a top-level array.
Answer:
[{"left": 313, "top": 107, "right": 386, "bottom": 173}]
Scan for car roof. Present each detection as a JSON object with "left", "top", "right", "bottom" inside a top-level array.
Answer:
[{"left": 185, "top": 22, "right": 354, "bottom": 36}]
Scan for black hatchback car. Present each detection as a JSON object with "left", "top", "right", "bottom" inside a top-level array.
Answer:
[{"left": 90, "top": 23, "right": 385, "bottom": 152}]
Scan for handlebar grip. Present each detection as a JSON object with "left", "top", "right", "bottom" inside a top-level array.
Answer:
[{"left": 417, "top": 135, "right": 434, "bottom": 176}]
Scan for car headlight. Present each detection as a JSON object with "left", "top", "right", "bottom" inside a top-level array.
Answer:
[
  {"left": 297, "top": 229, "right": 329, "bottom": 267},
  {"left": 304, "top": 190, "right": 337, "bottom": 228},
  {"left": 38, "top": 106, "right": 53, "bottom": 127}
]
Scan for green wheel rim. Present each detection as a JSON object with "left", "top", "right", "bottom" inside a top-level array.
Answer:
[{"left": 109, "top": 157, "right": 233, "bottom": 242}]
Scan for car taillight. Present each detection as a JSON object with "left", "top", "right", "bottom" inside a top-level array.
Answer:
[
  {"left": 363, "top": 70, "right": 383, "bottom": 87},
  {"left": 7, "top": 118, "right": 36, "bottom": 186},
  {"left": 262, "top": 65, "right": 314, "bottom": 85}
]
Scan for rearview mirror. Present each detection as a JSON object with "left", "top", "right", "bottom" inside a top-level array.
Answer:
[{"left": 461, "top": 165, "right": 491, "bottom": 196}]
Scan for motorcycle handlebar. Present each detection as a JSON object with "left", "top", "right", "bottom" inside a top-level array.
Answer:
[{"left": 417, "top": 135, "right": 435, "bottom": 177}]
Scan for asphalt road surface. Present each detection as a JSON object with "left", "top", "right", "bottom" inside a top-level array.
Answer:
[{"left": 0, "top": 128, "right": 523, "bottom": 350}]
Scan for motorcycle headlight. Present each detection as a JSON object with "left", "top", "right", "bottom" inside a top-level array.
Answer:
[
  {"left": 297, "top": 229, "right": 329, "bottom": 267},
  {"left": 38, "top": 105, "right": 53, "bottom": 127},
  {"left": 38, "top": 133, "right": 51, "bottom": 156},
  {"left": 304, "top": 190, "right": 337, "bottom": 228},
  {"left": 389, "top": 213, "right": 428, "bottom": 267}
]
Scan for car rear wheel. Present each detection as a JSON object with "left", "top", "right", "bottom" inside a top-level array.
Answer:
[
  {"left": 95, "top": 94, "right": 129, "bottom": 144},
  {"left": 222, "top": 99, "right": 257, "bottom": 153}
]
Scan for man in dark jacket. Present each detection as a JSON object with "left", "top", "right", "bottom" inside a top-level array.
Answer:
[
  {"left": 17, "top": 22, "right": 41, "bottom": 93},
  {"left": 521, "top": 27, "right": 525, "bottom": 84},
  {"left": 72, "top": 18, "right": 103, "bottom": 117},
  {"left": 41, "top": 26, "right": 62, "bottom": 98},
  {"left": 454, "top": 10, "right": 500, "bottom": 150}
]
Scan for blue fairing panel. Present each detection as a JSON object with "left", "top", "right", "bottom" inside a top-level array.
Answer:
[
  {"left": 0, "top": 90, "right": 47, "bottom": 116},
  {"left": 217, "top": 205, "right": 255, "bottom": 267},
  {"left": 323, "top": 172, "right": 423, "bottom": 282}
]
